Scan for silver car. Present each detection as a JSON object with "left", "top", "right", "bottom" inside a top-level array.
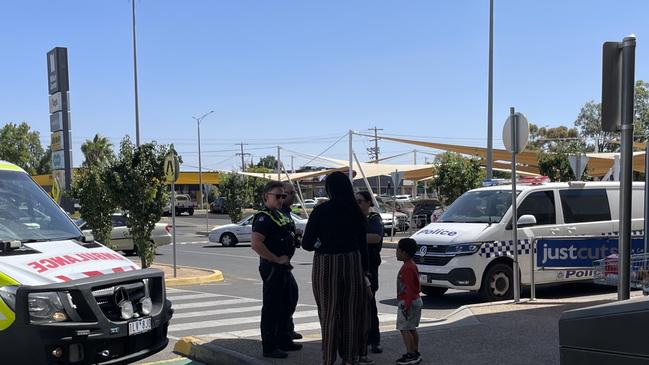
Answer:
[{"left": 208, "top": 213, "right": 307, "bottom": 247}]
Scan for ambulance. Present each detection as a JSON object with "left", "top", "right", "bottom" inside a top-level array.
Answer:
[
  {"left": 412, "top": 177, "right": 645, "bottom": 301},
  {"left": 0, "top": 162, "right": 173, "bottom": 364}
]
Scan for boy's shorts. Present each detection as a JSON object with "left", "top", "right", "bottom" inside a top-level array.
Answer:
[{"left": 396, "top": 297, "right": 423, "bottom": 330}]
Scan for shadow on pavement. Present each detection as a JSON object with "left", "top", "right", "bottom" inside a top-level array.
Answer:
[{"left": 202, "top": 243, "right": 252, "bottom": 248}]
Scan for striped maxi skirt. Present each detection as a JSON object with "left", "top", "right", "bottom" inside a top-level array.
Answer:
[{"left": 312, "top": 250, "right": 369, "bottom": 364}]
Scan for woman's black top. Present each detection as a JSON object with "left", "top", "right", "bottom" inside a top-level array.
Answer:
[{"left": 302, "top": 200, "right": 369, "bottom": 272}]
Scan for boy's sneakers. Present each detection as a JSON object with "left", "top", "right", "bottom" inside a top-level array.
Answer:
[{"left": 396, "top": 352, "right": 422, "bottom": 365}]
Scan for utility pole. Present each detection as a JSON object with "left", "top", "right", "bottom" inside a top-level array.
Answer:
[
  {"left": 291, "top": 155, "right": 295, "bottom": 174},
  {"left": 368, "top": 126, "right": 383, "bottom": 194},
  {"left": 277, "top": 146, "right": 281, "bottom": 181},
  {"left": 413, "top": 150, "right": 417, "bottom": 165},
  {"left": 235, "top": 142, "right": 250, "bottom": 171}
]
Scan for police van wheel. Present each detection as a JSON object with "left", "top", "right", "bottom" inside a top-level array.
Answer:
[
  {"left": 421, "top": 286, "right": 448, "bottom": 297},
  {"left": 220, "top": 233, "right": 238, "bottom": 247},
  {"left": 188, "top": 209, "right": 194, "bottom": 216},
  {"left": 481, "top": 263, "right": 513, "bottom": 301}
]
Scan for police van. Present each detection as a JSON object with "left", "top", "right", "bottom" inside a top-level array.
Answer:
[
  {"left": 412, "top": 177, "right": 644, "bottom": 301},
  {"left": 0, "top": 162, "right": 173, "bottom": 364}
]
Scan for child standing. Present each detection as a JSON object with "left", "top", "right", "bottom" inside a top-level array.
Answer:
[{"left": 395, "top": 238, "right": 423, "bottom": 365}]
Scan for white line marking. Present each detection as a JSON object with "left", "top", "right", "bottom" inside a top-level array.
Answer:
[
  {"left": 174, "top": 249, "right": 259, "bottom": 260},
  {"left": 172, "top": 298, "right": 260, "bottom": 310},
  {"left": 167, "top": 293, "right": 226, "bottom": 301},
  {"left": 200, "top": 314, "right": 398, "bottom": 339},
  {"left": 169, "top": 310, "right": 320, "bottom": 332}
]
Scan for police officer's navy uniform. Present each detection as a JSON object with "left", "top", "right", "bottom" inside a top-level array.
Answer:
[
  {"left": 252, "top": 206, "right": 299, "bottom": 354},
  {"left": 280, "top": 205, "right": 300, "bottom": 338}
]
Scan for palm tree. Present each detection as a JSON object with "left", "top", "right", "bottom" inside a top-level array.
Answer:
[{"left": 81, "top": 134, "right": 114, "bottom": 167}]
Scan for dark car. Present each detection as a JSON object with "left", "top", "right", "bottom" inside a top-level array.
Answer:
[
  {"left": 210, "top": 197, "right": 227, "bottom": 214},
  {"left": 412, "top": 199, "right": 441, "bottom": 228}
]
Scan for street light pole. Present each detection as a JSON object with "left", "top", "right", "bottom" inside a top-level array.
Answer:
[
  {"left": 193, "top": 110, "right": 214, "bottom": 233},
  {"left": 131, "top": 0, "right": 140, "bottom": 146}
]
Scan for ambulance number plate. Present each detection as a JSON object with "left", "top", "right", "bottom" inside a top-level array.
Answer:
[{"left": 128, "top": 317, "right": 152, "bottom": 336}]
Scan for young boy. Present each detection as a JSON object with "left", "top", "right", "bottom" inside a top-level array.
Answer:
[{"left": 396, "top": 238, "right": 423, "bottom": 365}]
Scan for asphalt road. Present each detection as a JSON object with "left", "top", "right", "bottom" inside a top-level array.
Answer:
[{"left": 135, "top": 212, "right": 620, "bottom": 364}]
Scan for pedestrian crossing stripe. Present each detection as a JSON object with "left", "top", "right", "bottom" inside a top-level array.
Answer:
[{"left": 165, "top": 288, "right": 435, "bottom": 342}]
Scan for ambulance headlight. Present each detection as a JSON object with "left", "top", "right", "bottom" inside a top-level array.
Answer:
[
  {"left": 0, "top": 286, "right": 18, "bottom": 311},
  {"left": 446, "top": 243, "right": 482, "bottom": 256},
  {"left": 28, "top": 292, "right": 68, "bottom": 324}
]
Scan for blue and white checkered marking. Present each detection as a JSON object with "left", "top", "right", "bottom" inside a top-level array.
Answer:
[{"left": 479, "top": 239, "right": 532, "bottom": 258}]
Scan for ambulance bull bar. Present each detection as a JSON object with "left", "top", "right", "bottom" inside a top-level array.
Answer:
[{"left": 529, "top": 236, "right": 630, "bottom": 301}]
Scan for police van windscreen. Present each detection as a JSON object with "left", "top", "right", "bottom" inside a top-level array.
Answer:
[
  {"left": 0, "top": 171, "right": 81, "bottom": 242},
  {"left": 438, "top": 190, "right": 518, "bottom": 224}
]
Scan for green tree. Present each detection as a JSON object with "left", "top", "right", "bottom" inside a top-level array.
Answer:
[
  {"left": 574, "top": 101, "right": 615, "bottom": 152},
  {"left": 220, "top": 173, "right": 248, "bottom": 222},
  {"left": 81, "top": 134, "right": 114, "bottom": 167},
  {"left": 246, "top": 177, "right": 267, "bottom": 209},
  {"left": 430, "top": 152, "right": 483, "bottom": 206},
  {"left": 635, "top": 80, "right": 649, "bottom": 138},
  {"left": 256, "top": 155, "right": 278, "bottom": 170},
  {"left": 537, "top": 150, "right": 574, "bottom": 182},
  {"left": 528, "top": 123, "right": 581, "bottom": 152},
  {"left": 0, "top": 122, "right": 47, "bottom": 175},
  {"left": 106, "top": 137, "right": 169, "bottom": 268},
  {"left": 71, "top": 135, "right": 117, "bottom": 247},
  {"left": 71, "top": 167, "right": 116, "bottom": 247}
]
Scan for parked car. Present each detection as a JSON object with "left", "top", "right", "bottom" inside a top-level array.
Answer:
[
  {"left": 208, "top": 213, "right": 307, "bottom": 246},
  {"left": 163, "top": 193, "right": 195, "bottom": 215},
  {"left": 393, "top": 194, "right": 412, "bottom": 202},
  {"left": 412, "top": 199, "right": 442, "bottom": 228},
  {"left": 76, "top": 214, "right": 172, "bottom": 255},
  {"left": 210, "top": 197, "right": 227, "bottom": 214},
  {"left": 376, "top": 202, "right": 410, "bottom": 234},
  {"left": 292, "top": 199, "right": 316, "bottom": 209},
  {"left": 383, "top": 198, "right": 415, "bottom": 218}
]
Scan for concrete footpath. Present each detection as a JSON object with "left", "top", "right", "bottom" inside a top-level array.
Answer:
[{"left": 174, "top": 291, "right": 643, "bottom": 365}]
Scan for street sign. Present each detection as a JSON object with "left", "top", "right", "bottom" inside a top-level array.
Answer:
[
  {"left": 50, "top": 112, "right": 63, "bottom": 132},
  {"left": 602, "top": 41, "right": 623, "bottom": 132},
  {"left": 164, "top": 150, "right": 180, "bottom": 183},
  {"left": 49, "top": 92, "right": 62, "bottom": 113},
  {"left": 51, "top": 131, "right": 64, "bottom": 151},
  {"left": 502, "top": 112, "right": 529, "bottom": 154},
  {"left": 390, "top": 171, "right": 404, "bottom": 188},
  {"left": 568, "top": 154, "right": 589, "bottom": 180},
  {"left": 51, "top": 175, "right": 61, "bottom": 204},
  {"left": 51, "top": 150, "right": 65, "bottom": 170}
]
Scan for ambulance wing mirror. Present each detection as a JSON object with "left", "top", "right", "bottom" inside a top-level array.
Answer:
[
  {"left": 81, "top": 232, "right": 94, "bottom": 243},
  {"left": 517, "top": 215, "right": 537, "bottom": 228}
]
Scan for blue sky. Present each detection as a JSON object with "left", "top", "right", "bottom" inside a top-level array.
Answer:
[{"left": 0, "top": 0, "right": 647, "bottom": 171}]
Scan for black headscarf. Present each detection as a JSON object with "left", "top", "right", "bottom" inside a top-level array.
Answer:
[{"left": 325, "top": 171, "right": 365, "bottom": 224}]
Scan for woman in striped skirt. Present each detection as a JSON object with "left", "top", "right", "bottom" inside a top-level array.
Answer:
[{"left": 303, "top": 172, "right": 371, "bottom": 365}]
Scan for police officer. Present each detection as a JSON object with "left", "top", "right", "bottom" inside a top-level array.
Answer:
[
  {"left": 356, "top": 191, "right": 385, "bottom": 355},
  {"left": 251, "top": 181, "right": 303, "bottom": 359},
  {"left": 281, "top": 182, "right": 302, "bottom": 340}
]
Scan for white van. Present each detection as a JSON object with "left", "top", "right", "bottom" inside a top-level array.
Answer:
[
  {"left": 412, "top": 179, "right": 645, "bottom": 301},
  {"left": 0, "top": 162, "right": 173, "bottom": 364}
]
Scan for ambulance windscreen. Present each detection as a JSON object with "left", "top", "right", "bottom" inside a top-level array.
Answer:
[{"left": 0, "top": 171, "right": 81, "bottom": 243}]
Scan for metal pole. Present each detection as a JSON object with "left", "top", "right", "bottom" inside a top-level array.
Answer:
[
  {"left": 392, "top": 169, "right": 397, "bottom": 240},
  {"left": 354, "top": 152, "right": 380, "bottom": 208},
  {"left": 510, "top": 107, "right": 520, "bottom": 303},
  {"left": 349, "top": 130, "right": 353, "bottom": 181},
  {"left": 486, "top": 0, "right": 494, "bottom": 179},
  {"left": 171, "top": 184, "right": 177, "bottom": 278},
  {"left": 373, "top": 127, "right": 381, "bottom": 195},
  {"left": 277, "top": 146, "right": 281, "bottom": 181},
  {"left": 530, "top": 238, "right": 535, "bottom": 301},
  {"left": 131, "top": 0, "right": 141, "bottom": 146},
  {"left": 618, "top": 35, "right": 636, "bottom": 301},
  {"left": 644, "top": 142, "right": 649, "bottom": 255}
]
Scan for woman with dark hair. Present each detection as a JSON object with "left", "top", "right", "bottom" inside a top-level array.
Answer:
[{"left": 302, "top": 171, "right": 370, "bottom": 365}]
